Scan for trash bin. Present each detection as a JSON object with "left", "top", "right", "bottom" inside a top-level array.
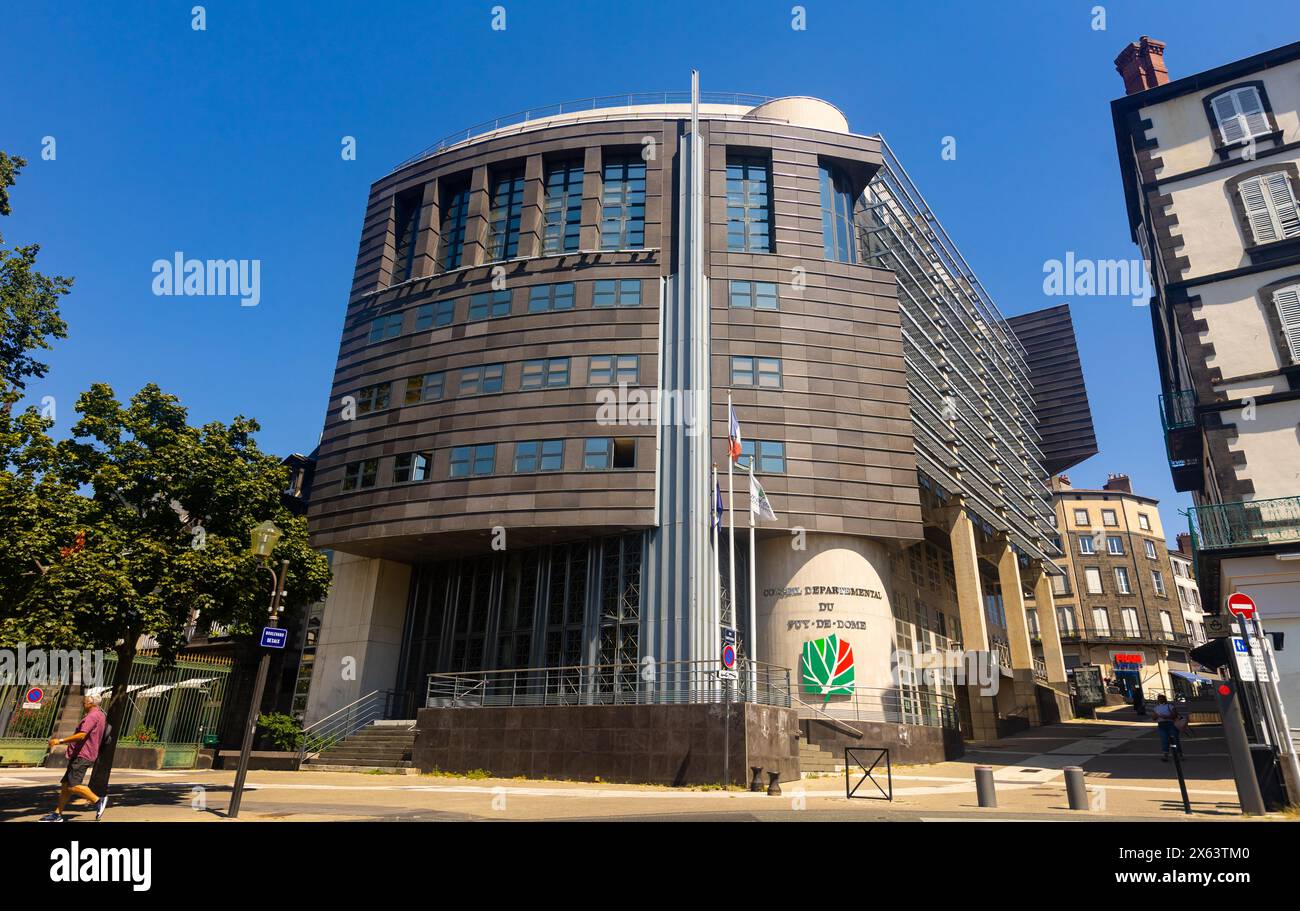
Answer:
[{"left": 1249, "top": 744, "right": 1289, "bottom": 812}]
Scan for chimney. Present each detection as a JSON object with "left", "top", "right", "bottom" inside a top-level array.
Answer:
[
  {"left": 1103, "top": 473, "right": 1133, "bottom": 494},
  {"left": 1115, "top": 36, "right": 1169, "bottom": 95},
  {"left": 1176, "top": 532, "right": 1193, "bottom": 556}
]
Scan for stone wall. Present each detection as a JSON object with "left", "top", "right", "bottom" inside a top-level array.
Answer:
[
  {"left": 800, "top": 716, "right": 963, "bottom": 765},
  {"left": 414, "top": 702, "right": 800, "bottom": 786}
]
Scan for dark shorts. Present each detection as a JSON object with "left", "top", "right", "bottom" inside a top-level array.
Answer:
[{"left": 61, "top": 757, "right": 94, "bottom": 787}]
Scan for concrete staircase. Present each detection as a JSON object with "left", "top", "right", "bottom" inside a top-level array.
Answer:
[
  {"left": 799, "top": 738, "right": 844, "bottom": 776},
  {"left": 302, "top": 720, "right": 418, "bottom": 773}
]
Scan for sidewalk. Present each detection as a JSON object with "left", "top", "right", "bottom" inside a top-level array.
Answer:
[{"left": 0, "top": 708, "right": 1281, "bottom": 822}]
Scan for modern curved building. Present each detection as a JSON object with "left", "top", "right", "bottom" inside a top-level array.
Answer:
[{"left": 304, "top": 86, "right": 1096, "bottom": 772}]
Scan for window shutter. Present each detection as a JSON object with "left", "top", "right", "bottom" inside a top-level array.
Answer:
[
  {"left": 1272, "top": 284, "right": 1300, "bottom": 363},
  {"left": 1240, "top": 176, "right": 1278, "bottom": 243},
  {"left": 1263, "top": 171, "right": 1300, "bottom": 239},
  {"left": 1213, "top": 93, "right": 1245, "bottom": 143},
  {"left": 1236, "top": 87, "right": 1270, "bottom": 137}
]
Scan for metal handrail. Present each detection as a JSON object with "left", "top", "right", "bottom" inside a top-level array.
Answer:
[
  {"left": 298, "top": 689, "right": 397, "bottom": 762},
  {"left": 772, "top": 681, "right": 864, "bottom": 739},
  {"left": 391, "top": 90, "right": 774, "bottom": 173}
]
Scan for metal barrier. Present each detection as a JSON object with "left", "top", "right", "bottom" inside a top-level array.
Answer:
[
  {"left": 785, "top": 684, "right": 960, "bottom": 731},
  {"left": 845, "top": 747, "right": 892, "bottom": 800},
  {"left": 299, "top": 689, "right": 403, "bottom": 762},
  {"left": 426, "top": 659, "right": 791, "bottom": 709}
]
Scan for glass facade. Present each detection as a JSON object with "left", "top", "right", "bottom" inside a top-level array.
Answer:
[
  {"left": 543, "top": 159, "right": 584, "bottom": 254},
  {"left": 726, "top": 154, "right": 773, "bottom": 252},
  {"left": 820, "top": 162, "right": 857, "bottom": 263},
  {"left": 599, "top": 154, "right": 646, "bottom": 249},
  {"left": 438, "top": 179, "right": 471, "bottom": 271},
  {"left": 487, "top": 167, "right": 525, "bottom": 261},
  {"left": 396, "top": 534, "right": 645, "bottom": 708}
]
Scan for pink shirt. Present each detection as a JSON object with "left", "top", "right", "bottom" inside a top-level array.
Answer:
[{"left": 68, "top": 707, "right": 106, "bottom": 762}]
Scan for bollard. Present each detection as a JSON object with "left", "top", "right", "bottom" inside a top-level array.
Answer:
[
  {"left": 767, "top": 771, "right": 782, "bottom": 796},
  {"left": 750, "top": 767, "right": 764, "bottom": 793},
  {"left": 1065, "top": 766, "right": 1089, "bottom": 810},
  {"left": 974, "top": 765, "right": 997, "bottom": 808}
]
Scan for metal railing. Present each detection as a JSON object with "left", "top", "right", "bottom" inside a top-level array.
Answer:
[
  {"left": 786, "top": 684, "right": 960, "bottom": 731},
  {"left": 1032, "top": 656, "right": 1048, "bottom": 682},
  {"left": 392, "top": 91, "right": 775, "bottom": 172},
  {"left": 1159, "top": 389, "right": 1197, "bottom": 431},
  {"left": 1189, "top": 496, "right": 1300, "bottom": 551},
  {"left": 299, "top": 689, "right": 401, "bottom": 762},
  {"left": 1057, "top": 624, "right": 1192, "bottom": 646},
  {"left": 426, "top": 659, "right": 791, "bottom": 709}
]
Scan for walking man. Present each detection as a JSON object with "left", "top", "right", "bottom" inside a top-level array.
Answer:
[
  {"left": 1153, "top": 693, "right": 1181, "bottom": 761},
  {"left": 39, "top": 693, "right": 110, "bottom": 821}
]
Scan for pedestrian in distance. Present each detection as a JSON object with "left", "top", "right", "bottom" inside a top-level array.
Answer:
[
  {"left": 1153, "top": 693, "right": 1182, "bottom": 761},
  {"left": 1132, "top": 684, "right": 1146, "bottom": 716},
  {"left": 39, "top": 693, "right": 110, "bottom": 822}
]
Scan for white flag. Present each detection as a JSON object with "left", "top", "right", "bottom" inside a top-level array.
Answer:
[{"left": 750, "top": 468, "right": 776, "bottom": 521}]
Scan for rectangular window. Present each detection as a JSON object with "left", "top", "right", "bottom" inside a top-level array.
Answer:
[
  {"left": 1138, "top": 513, "right": 1151, "bottom": 531},
  {"left": 459, "top": 364, "right": 505, "bottom": 396},
  {"left": 1077, "top": 535, "right": 1095, "bottom": 555},
  {"left": 1161, "top": 611, "right": 1174, "bottom": 637},
  {"left": 599, "top": 154, "right": 646, "bottom": 249},
  {"left": 1210, "top": 85, "right": 1270, "bottom": 145},
  {"left": 592, "top": 279, "right": 641, "bottom": 308},
  {"left": 1144, "top": 539, "right": 1157, "bottom": 559},
  {"left": 1092, "top": 608, "right": 1111, "bottom": 637},
  {"left": 342, "top": 459, "right": 378, "bottom": 491},
  {"left": 487, "top": 167, "right": 525, "bottom": 261},
  {"left": 1101, "top": 509, "right": 1118, "bottom": 526},
  {"left": 404, "top": 373, "right": 444, "bottom": 404},
  {"left": 730, "top": 355, "right": 782, "bottom": 388},
  {"left": 468, "top": 289, "right": 511, "bottom": 321},
  {"left": 514, "top": 439, "right": 565, "bottom": 473},
  {"left": 1026, "top": 609, "right": 1039, "bottom": 638},
  {"left": 391, "top": 189, "right": 422, "bottom": 284},
  {"left": 415, "top": 298, "right": 455, "bottom": 330},
  {"left": 520, "top": 357, "right": 570, "bottom": 390},
  {"left": 528, "top": 282, "right": 576, "bottom": 313},
  {"left": 357, "top": 382, "right": 390, "bottom": 414},
  {"left": 1152, "top": 570, "right": 1166, "bottom": 596},
  {"left": 1051, "top": 573, "right": 1070, "bottom": 596},
  {"left": 1084, "top": 567, "right": 1103, "bottom": 595},
  {"left": 449, "top": 444, "right": 495, "bottom": 478},
  {"left": 368, "top": 313, "right": 403, "bottom": 343},
  {"left": 1073, "top": 509, "right": 1089, "bottom": 525},
  {"left": 1057, "top": 607, "right": 1077, "bottom": 636},
  {"left": 819, "top": 162, "right": 857, "bottom": 264},
  {"left": 1272, "top": 284, "right": 1300, "bottom": 362},
  {"left": 543, "top": 159, "right": 584, "bottom": 254},
  {"left": 1121, "top": 608, "right": 1140, "bottom": 637},
  {"left": 438, "top": 178, "right": 470, "bottom": 271},
  {"left": 728, "top": 280, "right": 779, "bottom": 310},
  {"left": 726, "top": 153, "right": 773, "bottom": 253},
  {"left": 588, "top": 354, "right": 639, "bottom": 385},
  {"left": 1114, "top": 567, "right": 1132, "bottom": 595},
  {"left": 740, "top": 440, "right": 787, "bottom": 474},
  {"left": 1106, "top": 536, "right": 1124, "bottom": 555},
  {"left": 1239, "top": 172, "right": 1300, "bottom": 245},
  {"left": 393, "top": 452, "right": 431, "bottom": 483},
  {"left": 583, "top": 437, "right": 635, "bottom": 470}
]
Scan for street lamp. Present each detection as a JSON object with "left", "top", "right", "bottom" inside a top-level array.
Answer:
[{"left": 228, "top": 521, "right": 289, "bottom": 819}]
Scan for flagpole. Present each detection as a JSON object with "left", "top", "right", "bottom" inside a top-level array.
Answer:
[
  {"left": 712, "top": 463, "right": 721, "bottom": 665},
  {"left": 727, "top": 394, "right": 737, "bottom": 681},
  {"left": 748, "top": 458, "right": 758, "bottom": 698}
]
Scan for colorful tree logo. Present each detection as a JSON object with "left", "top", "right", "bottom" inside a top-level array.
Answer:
[{"left": 801, "top": 635, "right": 855, "bottom": 701}]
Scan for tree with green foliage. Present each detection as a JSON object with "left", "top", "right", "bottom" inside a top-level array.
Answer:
[{"left": 0, "top": 152, "right": 331, "bottom": 794}]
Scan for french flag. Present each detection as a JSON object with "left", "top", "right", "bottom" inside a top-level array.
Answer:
[{"left": 728, "top": 403, "right": 742, "bottom": 462}]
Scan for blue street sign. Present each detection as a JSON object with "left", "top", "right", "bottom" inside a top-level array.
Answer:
[
  {"left": 23, "top": 687, "right": 44, "bottom": 706},
  {"left": 261, "top": 627, "right": 288, "bottom": 649},
  {"left": 722, "top": 644, "right": 737, "bottom": 669}
]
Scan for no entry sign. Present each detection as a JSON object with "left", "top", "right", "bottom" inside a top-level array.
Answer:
[{"left": 1227, "top": 592, "right": 1257, "bottom": 620}]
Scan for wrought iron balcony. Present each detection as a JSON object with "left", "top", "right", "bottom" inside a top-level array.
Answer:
[
  {"left": 1159, "top": 389, "right": 1197, "bottom": 431},
  {"left": 1056, "top": 624, "right": 1191, "bottom": 647},
  {"left": 1190, "top": 496, "right": 1300, "bottom": 551}
]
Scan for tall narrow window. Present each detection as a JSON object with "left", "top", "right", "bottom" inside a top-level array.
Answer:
[
  {"left": 819, "top": 162, "right": 857, "bottom": 263},
  {"left": 1209, "top": 85, "right": 1270, "bottom": 145},
  {"left": 1091, "top": 608, "right": 1110, "bottom": 637},
  {"left": 726, "top": 153, "right": 772, "bottom": 252},
  {"left": 543, "top": 159, "right": 584, "bottom": 254},
  {"left": 1121, "top": 608, "right": 1140, "bottom": 637},
  {"left": 438, "top": 178, "right": 470, "bottom": 271},
  {"left": 487, "top": 167, "right": 525, "bottom": 261},
  {"left": 1114, "top": 567, "right": 1132, "bottom": 595},
  {"left": 600, "top": 154, "right": 646, "bottom": 249},
  {"left": 391, "top": 189, "right": 422, "bottom": 283},
  {"left": 1272, "top": 283, "right": 1300, "bottom": 362},
  {"left": 1239, "top": 172, "right": 1300, "bottom": 244}
]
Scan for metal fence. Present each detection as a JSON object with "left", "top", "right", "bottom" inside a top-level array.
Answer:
[
  {"left": 427, "top": 659, "right": 791, "bottom": 709},
  {"left": 0, "top": 684, "right": 70, "bottom": 765},
  {"left": 785, "top": 684, "right": 961, "bottom": 730}
]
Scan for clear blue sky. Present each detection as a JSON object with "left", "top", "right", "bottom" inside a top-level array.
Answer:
[{"left": 2, "top": 1, "right": 1289, "bottom": 542}]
